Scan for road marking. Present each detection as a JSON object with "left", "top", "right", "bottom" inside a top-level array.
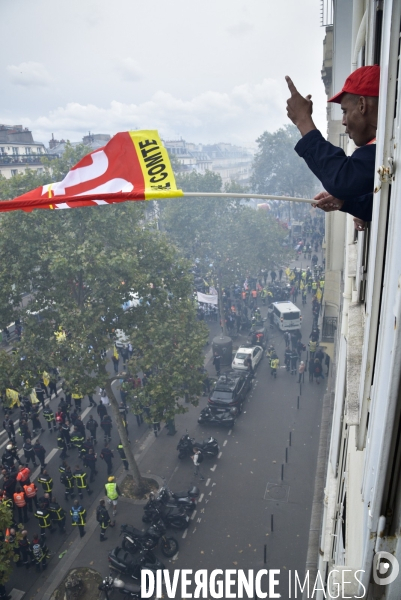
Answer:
[
  {"left": 80, "top": 406, "right": 92, "bottom": 420},
  {"left": 228, "top": 429, "right": 232, "bottom": 436},
  {"left": 223, "top": 440, "right": 227, "bottom": 447},
  {"left": 31, "top": 448, "right": 59, "bottom": 481},
  {"left": 198, "top": 493, "right": 204, "bottom": 503},
  {"left": 171, "top": 552, "right": 179, "bottom": 561},
  {"left": 192, "top": 528, "right": 197, "bottom": 534},
  {"left": 196, "top": 518, "right": 202, "bottom": 523},
  {"left": 208, "top": 491, "right": 212, "bottom": 496},
  {"left": 200, "top": 508, "right": 205, "bottom": 514},
  {"left": 210, "top": 464, "right": 217, "bottom": 472},
  {"left": 217, "top": 452, "right": 222, "bottom": 459},
  {"left": 205, "top": 478, "right": 211, "bottom": 486},
  {"left": 191, "top": 510, "right": 197, "bottom": 521},
  {"left": 182, "top": 530, "right": 187, "bottom": 539}
]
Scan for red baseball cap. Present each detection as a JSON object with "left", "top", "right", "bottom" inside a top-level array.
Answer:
[{"left": 328, "top": 65, "right": 380, "bottom": 103}]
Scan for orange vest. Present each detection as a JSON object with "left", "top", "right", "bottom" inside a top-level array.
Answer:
[
  {"left": 17, "top": 468, "right": 30, "bottom": 483},
  {"left": 241, "top": 292, "right": 246, "bottom": 299},
  {"left": 23, "top": 483, "right": 37, "bottom": 498},
  {"left": 251, "top": 290, "right": 257, "bottom": 298},
  {"left": 13, "top": 492, "right": 26, "bottom": 507}
]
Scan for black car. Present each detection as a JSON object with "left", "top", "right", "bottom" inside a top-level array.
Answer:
[{"left": 208, "top": 371, "right": 252, "bottom": 413}]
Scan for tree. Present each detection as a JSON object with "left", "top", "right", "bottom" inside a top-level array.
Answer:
[
  {"left": 0, "top": 504, "right": 22, "bottom": 586},
  {"left": 162, "top": 171, "right": 290, "bottom": 335},
  {"left": 251, "top": 124, "right": 318, "bottom": 201},
  {"left": 0, "top": 202, "right": 207, "bottom": 495}
]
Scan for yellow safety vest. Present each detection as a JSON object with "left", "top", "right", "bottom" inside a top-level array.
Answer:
[{"left": 105, "top": 483, "right": 118, "bottom": 500}]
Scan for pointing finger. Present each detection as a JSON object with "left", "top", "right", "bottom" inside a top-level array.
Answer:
[{"left": 285, "top": 76, "right": 298, "bottom": 95}]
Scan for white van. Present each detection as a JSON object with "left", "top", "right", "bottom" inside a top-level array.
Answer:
[{"left": 271, "top": 301, "right": 301, "bottom": 331}]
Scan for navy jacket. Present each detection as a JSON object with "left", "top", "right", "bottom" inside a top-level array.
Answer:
[{"left": 295, "top": 129, "right": 375, "bottom": 222}]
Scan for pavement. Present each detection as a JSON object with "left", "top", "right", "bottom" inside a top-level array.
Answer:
[{"left": 5, "top": 257, "right": 328, "bottom": 600}]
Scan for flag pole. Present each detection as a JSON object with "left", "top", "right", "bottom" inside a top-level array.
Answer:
[{"left": 183, "top": 192, "right": 315, "bottom": 204}]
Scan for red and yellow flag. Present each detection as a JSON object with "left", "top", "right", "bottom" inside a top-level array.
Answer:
[{"left": 0, "top": 130, "right": 182, "bottom": 213}]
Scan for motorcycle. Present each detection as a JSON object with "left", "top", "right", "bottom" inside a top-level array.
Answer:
[
  {"left": 177, "top": 434, "right": 219, "bottom": 459},
  {"left": 142, "top": 495, "right": 190, "bottom": 529},
  {"left": 108, "top": 546, "right": 164, "bottom": 581},
  {"left": 120, "top": 520, "right": 179, "bottom": 558},
  {"left": 198, "top": 406, "right": 237, "bottom": 428},
  {"left": 99, "top": 575, "right": 143, "bottom": 599},
  {"left": 156, "top": 485, "right": 199, "bottom": 512}
]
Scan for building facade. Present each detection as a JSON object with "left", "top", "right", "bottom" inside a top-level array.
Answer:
[
  {"left": 163, "top": 138, "right": 253, "bottom": 185},
  {"left": 305, "top": 1, "right": 401, "bottom": 598},
  {"left": 0, "top": 125, "right": 47, "bottom": 179}
]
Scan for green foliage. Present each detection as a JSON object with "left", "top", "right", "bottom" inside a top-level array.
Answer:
[
  {"left": 0, "top": 503, "right": 22, "bottom": 586},
  {"left": 176, "top": 170, "right": 222, "bottom": 193},
  {"left": 0, "top": 201, "right": 207, "bottom": 489},
  {"left": 251, "top": 124, "right": 318, "bottom": 197},
  {"left": 162, "top": 174, "right": 290, "bottom": 289}
]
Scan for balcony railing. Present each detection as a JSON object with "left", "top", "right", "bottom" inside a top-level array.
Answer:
[
  {"left": 322, "top": 316, "right": 337, "bottom": 342},
  {"left": 0, "top": 154, "right": 48, "bottom": 166}
]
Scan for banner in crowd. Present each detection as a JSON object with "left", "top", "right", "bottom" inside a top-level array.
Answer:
[
  {"left": 0, "top": 130, "right": 183, "bottom": 213},
  {"left": 197, "top": 292, "right": 218, "bottom": 305}
]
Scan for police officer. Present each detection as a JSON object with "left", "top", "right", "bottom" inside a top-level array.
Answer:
[
  {"left": 70, "top": 499, "right": 86, "bottom": 538},
  {"left": 80, "top": 437, "right": 93, "bottom": 461},
  {"left": 96, "top": 499, "right": 112, "bottom": 542},
  {"left": 61, "top": 420, "right": 72, "bottom": 449},
  {"left": 73, "top": 465, "right": 92, "bottom": 499},
  {"left": 284, "top": 347, "right": 292, "bottom": 372},
  {"left": 34, "top": 501, "right": 54, "bottom": 539},
  {"left": 100, "top": 443, "right": 114, "bottom": 475},
  {"left": 22, "top": 439, "right": 38, "bottom": 468},
  {"left": 84, "top": 448, "right": 98, "bottom": 483},
  {"left": 49, "top": 496, "right": 66, "bottom": 533},
  {"left": 61, "top": 465, "right": 75, "bottom": 501},
  {"left": 86, "top": 415, "right": 98, "bottom": 443},
  {"left": 117, "top": 443, "right": 129, "bottom": 471},
  {"left": 100, "top": 414, "right": 112, "bottom": 443},
  {"left": 43, "top": 407, "right": 57, "bottom": 433},
  {"left": 57, "top": 430, "right": 69, "bottom": 460},
  {"left": 37, "top": 470, "right": 53, "bottom": 495},
  {"left": 30, "top": 405, "right": 44, "bottom": 435},
  {"left": 3, "top": 414, "right": 15, "bottom": 442},
  {"left": 33, "top": 440, "right": 46, "bottom": 469},
  {"left": 70, "top": 427, "right": 85, "bottom": 456}
]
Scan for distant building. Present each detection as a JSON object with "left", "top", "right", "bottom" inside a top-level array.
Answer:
[
  {"left": 163, "top": 139, "right": 253, "bottom": 185},
  {"left": 47, "top": 132, "right": 111, "bottom": 157},
  {"left": 0, "top": 125, "right": 47, "bottom": 179}
]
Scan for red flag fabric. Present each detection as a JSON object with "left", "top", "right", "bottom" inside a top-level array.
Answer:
[{"left": 0, "top": 130, "right": 182, "bottom": 213}]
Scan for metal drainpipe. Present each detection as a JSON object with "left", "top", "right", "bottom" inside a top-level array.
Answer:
[{"left": 352, "top": 10, "right": 367, "bottom": 71}]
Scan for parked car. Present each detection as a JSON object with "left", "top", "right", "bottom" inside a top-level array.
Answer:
[
  {"left": 208, "top": 370, "right": 252, "bottom": 413},
  {"left": 231, "top": 346, "right": 263, "bottom": 371}
]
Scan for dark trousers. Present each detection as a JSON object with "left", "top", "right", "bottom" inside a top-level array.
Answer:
[
  {"left": 78, "top": 524, "right": 85, "bottom": 537},
  {"left": 54, "top": 517, "right": 66, "bottom": 532},
  {"left": 104, "top": 459, "right": 113, "bottom": 475},
  {"left": 122, "top": 459, "right": 129, "bottom": 470},
  {"left": 26, "top": 496, "right": 38, "bottom": 512},
  {"left": 100, "top": 522, "right": 108, "bottom": 540},
  {"left": 49, "top": 382, "right": 57, "bottom": 397},
  {"left": 16, "top": 505, "right": 29, "bottom": 523}
]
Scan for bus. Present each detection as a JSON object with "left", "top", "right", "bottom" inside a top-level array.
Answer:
[{"left": 271, "top": 301, "right": 301, "bottom": 331}]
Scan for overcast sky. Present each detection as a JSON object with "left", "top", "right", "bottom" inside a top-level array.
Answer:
[{"left": 1, "top": 0, "right": 328, "bottom": 147}]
